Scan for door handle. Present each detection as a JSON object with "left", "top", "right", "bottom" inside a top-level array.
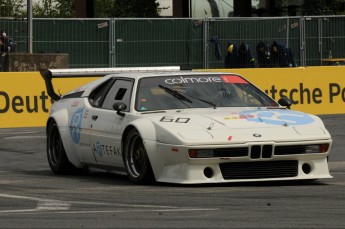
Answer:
[{"left": 92, "top": 115, "right": 98, "bottom": 120}]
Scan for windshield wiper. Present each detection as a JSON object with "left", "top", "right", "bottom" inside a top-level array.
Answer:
[
  {"left": 192, "top": 97, "right": 217, "bottom": 109},
  {"left": 159, "top": 85, "right": 192, "bottom": 103},
  {"left": 158, "top": 85, "right": 217, "bottom": 109}
]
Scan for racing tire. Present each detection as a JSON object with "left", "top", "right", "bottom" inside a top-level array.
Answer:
[
  {"left": 124, "top": 129, "right": 155, "bottom": 184},
  {"left": 47, "top": 121, "right": 79, "bottom": 175}
]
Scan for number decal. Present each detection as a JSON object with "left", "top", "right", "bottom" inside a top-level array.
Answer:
[
  {"left": 175, "top": 118, "right": 190, "bottom": 123},
  {"left": 160, "top": 116, "right": 174, "bottom": 122},
  {"left": 160, "top": 116, "right": 190, "bottom": 123}
]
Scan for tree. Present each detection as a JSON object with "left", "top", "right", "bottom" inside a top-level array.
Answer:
[
  {"left": 94, "top": 0, "right": 115, "bottom": 18},
  {"left": 302, "top": 0, "right": 345, "bottom": 15},
  {"left": 0, "top": 0, "right": 25, "bottom": 17},
  {"left": 94, "top": 0, "right": 160, "bottom": 18},
  {"left": 111, "top": 0, "right": 159, "bottom": 18},
  {"left": 31, "top": 0, "right": 159, "bottom": 18},
  {"left": 56, "top": 0, "right": 77, "bottom": 17},
  {"left": 33, "top": 0, "right": 76, "bottom": 18}
]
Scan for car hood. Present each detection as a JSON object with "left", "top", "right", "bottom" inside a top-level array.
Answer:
[{"left": 144, "top": 108, "right": 330, "bottom": 144}]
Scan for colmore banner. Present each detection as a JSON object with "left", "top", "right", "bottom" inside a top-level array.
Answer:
[{"left": 0, "top": 66, "right": 345, "bottom": 128}]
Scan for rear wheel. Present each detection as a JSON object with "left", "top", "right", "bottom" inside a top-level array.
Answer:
[
  {"left": 47, "top": 121, "right": 77, "bottom": 174},
  {"left": 124, "top": 129, "right": 155, "bottom": 184}
]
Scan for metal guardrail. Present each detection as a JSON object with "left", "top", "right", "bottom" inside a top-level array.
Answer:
[{"left": 1, "top": 16, "right": 345, "bottom": 69}]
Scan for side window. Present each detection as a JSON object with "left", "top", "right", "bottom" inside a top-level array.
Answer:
[
  {"left": 89, "top": 78, "right": 115, "bottom": 107},
  {"left": 101, "top": 79, "right": 133, "bottom": 111}
]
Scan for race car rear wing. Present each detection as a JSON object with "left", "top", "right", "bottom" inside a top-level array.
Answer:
[{"left": 40, "top": 66, "right": 180, "bottom": 101}]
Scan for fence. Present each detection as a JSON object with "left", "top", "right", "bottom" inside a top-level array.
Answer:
[{"left": 1, "top": 16, "right": 345, "bottom": 69}]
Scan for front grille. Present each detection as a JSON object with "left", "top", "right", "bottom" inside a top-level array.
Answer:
[
  {"left": 251, "top": 145, "right": 261, "bottom": 159},
  {"left": 214, "top": 147, "right": 248, "bottom": 157},
  {"left": 275, "top": 145, "right": 306, "bottom": 155},
  {"left": 250, "top": 145, "right": 273, "bottom": 159},
  {"left": 262, "top": 145, "right": 273, "bottom": 158},
  {"left": 209, "top": 143, "right": 321, "bottom": 159},
  {"left": 219, "top": 160, "right": 298, "bottom": 180}
]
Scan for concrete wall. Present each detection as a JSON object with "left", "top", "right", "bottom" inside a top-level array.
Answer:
[{"left": 0, "top": 53, "right": 68, "bottom": 72}]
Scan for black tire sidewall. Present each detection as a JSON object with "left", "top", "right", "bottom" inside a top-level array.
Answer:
[
  {"left": 124, "top": 129, "right": 154, "bottom": 184},
  {"left": 47, "top": 121, "right": 72, "bottom": 174}
]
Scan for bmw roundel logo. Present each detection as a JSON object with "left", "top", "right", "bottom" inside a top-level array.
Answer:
[{"left": 253, "top": 133, "right": 262, "bottom": 137}]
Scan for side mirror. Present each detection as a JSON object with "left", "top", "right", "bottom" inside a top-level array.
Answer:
[
  {"left": 278, "top": 97, "right": 292, "bottom": 109},
  {"left": 113, "top": 102, "right": 127, "bottom": 117}
]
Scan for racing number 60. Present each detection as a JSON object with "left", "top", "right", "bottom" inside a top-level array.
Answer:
[{"left": 160, "top": 116, "right": 190, "bottom": 123}]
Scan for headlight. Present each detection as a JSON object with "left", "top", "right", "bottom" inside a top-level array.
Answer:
[
  {"left": 305, "top": 144, "right": 329, "bottom": 153},
  {"left": 188, "top": 149, "right": 214, "bottom": 158}
]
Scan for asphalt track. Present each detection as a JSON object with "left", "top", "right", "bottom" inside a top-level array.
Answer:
[{"left": 0, "top": 114, "right": 344, "bottom": 229}]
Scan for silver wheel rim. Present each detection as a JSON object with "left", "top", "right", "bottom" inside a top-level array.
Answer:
[{"left": 126, "top": 134, "right": 145, "bottom": 178}]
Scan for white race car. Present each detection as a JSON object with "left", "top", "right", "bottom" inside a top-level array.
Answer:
[{"left": 41, "top": 67, "right": 332, "bottom": 184}]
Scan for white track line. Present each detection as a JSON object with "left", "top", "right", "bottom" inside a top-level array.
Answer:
[
  {"left": 3, "top": 136, "right": 46, "bottom": 140},
  {"left": 0, "top": 193, "right": 218, "bottom": 215},
  {"left": 0, "top": 193, "right": 70, "bottom": 213}
]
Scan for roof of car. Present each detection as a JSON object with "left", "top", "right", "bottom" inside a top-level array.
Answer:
[
  {"left": 105, "top": 70, "right": 237, "bottom": 79},
  {"left": 41, "top": 67, "right": 241, "bottom": 101}
]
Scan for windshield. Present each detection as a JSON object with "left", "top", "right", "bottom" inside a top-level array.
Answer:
[{"left": 135, "top": 74, "right": 278, "bottom": 111}]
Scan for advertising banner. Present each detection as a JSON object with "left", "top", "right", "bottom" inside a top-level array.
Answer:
[
  {"left": 0, "top": 72, "right": 97, "bottom": 128},
  {"left": 202, "top": 66, "right": 345, "bottom": 115},
  {"left": 1, "top": 67, "right": 345, "bottom": 128}
]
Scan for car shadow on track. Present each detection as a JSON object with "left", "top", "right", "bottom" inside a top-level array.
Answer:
[
  {"left": 20, "top": 169, "right": 330, "bottom": 188},
  {"left": 20, "top": 169, "right": 132, "bottom": 186},
  {"left": 162, "top": 179, "right": 329, "bottom": 188}
]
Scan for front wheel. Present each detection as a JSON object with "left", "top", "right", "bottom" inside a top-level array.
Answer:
[{"left": 124, "top": 129, "right": 155, "bottom": 184}]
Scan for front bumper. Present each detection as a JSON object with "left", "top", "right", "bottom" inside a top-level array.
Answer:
[{"left": 146, "top": 139, "right": 332, "bottom": 184}]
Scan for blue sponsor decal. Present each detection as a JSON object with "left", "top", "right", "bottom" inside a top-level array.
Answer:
[
  {"left": 95, "top": 141, "right": 104, "bottom": 157},
  {"left": 69, "top": 108, "right": 84, "bottom": 144},
  {"left": 239, "top": 109, "right": 315, "bottom": 126}
]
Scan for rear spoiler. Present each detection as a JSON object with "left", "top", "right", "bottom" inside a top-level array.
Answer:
[{"left": 40, "top": 66, "right": 180, "bottom": 101}]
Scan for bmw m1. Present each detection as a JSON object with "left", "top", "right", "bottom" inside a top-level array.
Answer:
[{"left": 40, "top": 67, "right": 332, "bottom": 184}]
